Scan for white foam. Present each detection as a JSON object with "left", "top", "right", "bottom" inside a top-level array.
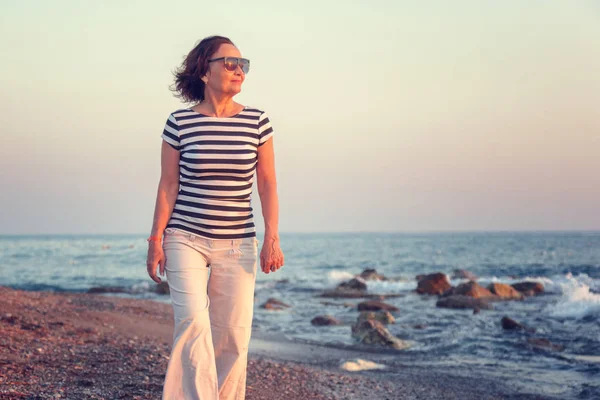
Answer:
[
  {"left": 366, "top": 279, "right": 417, "bottom": 293},
  {"left": 547, "top": 274, "right": 600, "bottom": 319},
  {"left": 339, "top": 358, "right": 386, "bottom": 372},
  {"left": 327, "top": 270, "right": 355, "bottom": 286},
  {"left": 254, "top": 281, "right": 277, "bottom": 291},
  {"left": 131, "top": 281, "right": 151, "bottom": 293}
]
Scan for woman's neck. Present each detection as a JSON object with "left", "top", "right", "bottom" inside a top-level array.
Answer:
[{"left": 194, "top": 93, "right": 240, "bottom": 117}]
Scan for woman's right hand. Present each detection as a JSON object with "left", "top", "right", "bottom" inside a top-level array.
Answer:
[{"left": 146, "top": 241, "right": 166, "bottom": 283}]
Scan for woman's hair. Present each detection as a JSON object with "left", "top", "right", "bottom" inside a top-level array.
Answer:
[{"left": 170, "top": 35, "right": 235, "bottom": 103}]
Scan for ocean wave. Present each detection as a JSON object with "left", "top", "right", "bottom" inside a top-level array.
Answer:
[
  {"left": 365, "top": 279, "right": 417, "bottom": 293},
  {"left": 547, "top": 274, "right": 600, "bottom": 319},
  {"left": 327, "top": 270, "right": 355, "bottom": 286}
]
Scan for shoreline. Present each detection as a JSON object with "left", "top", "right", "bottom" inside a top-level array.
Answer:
[{"left": 0, "top": 286, "right": 559, "bottom": 399}]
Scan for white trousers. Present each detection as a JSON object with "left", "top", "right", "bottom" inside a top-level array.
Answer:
[{"left": 161, "top": 227, "right": 258, "bottom": 400}]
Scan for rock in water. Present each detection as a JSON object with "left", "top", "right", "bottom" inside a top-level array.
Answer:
[
  {"left": 501, "top": 316, "right": 536, "bottom": 333},
  {"left": 526, "top": 338, "right": 564, "bottom": 352},
  {"left": 357, "top": 300, "right": 399, "bottom": 312},
  {"left": 311, "top": 315, "right": 341, "bottom": 326},
  {"left": 511, "top": 282, "right": 545, "bottom": 297},
  {"left": 337, "top": 278, "right": 368, "bottom": 291},
  {"left": 488, "top": 283, "right": 524, "bottom": 300},
  {"left": 443, "top": 281, "right": 494, "bottom": 298},
  {"left": 261, "top": 298, "right": 291, "bottom": 310},
  {"left": 357, "top": 311, "right": 395, "bottom": 325},
  {"left": 359, "top": 269, "right": 387, "bottom": 281},
  {"left": 436, "top": 295, "right": 494, "bottom": 310},
  {"left": 416, "top": 273, "right": 451, "bottom": 295},
  {"left": 351, "top": 319, "right": 408, "bottom": 350},
  {"left": 451, "top": 269, "right": 477, "bottom": 281},
  {"left": 155, "top": 282, "right": 170, "bottom": 295}
]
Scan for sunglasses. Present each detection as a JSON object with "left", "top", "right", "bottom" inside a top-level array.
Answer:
[{"left": 207, "top": 57, "right": 250, "bottom": 74}]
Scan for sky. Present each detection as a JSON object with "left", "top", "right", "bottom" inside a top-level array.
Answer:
[{"left": 0, "top": 0, "right": 599, "bottom": 234}]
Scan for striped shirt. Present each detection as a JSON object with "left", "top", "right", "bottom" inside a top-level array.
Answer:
[{"left": 160, "top": 106, "right": 274, "bottom": 240}]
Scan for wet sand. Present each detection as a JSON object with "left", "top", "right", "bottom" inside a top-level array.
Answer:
[{"left": 0, "top": 286, "right": 556, "bottom": 399}]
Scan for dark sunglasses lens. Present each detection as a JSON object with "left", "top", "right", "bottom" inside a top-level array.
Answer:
[
  {"left": 223, "top": 58, "right": 237, "bottom": 72},
  {"left": 240, "top": 60, "right": 250, "bottom": 74}
]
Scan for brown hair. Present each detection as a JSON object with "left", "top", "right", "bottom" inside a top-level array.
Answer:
[{"left": 170, "top": 35, "right": 235, "bottom": 103}]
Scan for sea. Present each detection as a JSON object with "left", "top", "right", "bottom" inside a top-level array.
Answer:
[{"left": 1, "top": 232, "right": 599, "bottom": 399}]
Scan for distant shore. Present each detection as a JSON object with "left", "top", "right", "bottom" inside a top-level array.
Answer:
[{"left": 0, "top": 286, "right": 558, "bottom": 399}]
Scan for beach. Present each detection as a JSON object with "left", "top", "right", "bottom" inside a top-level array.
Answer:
[{"left": 1, "top": 286, "right": 560, "bottom": 400}]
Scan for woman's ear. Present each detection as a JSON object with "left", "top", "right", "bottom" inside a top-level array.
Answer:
[{"left": 201, "top": 70, "right": 210, "bottom": 84}]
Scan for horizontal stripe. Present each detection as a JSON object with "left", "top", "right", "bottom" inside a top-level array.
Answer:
[
  {"left": 182, "top": 132, "right": 259, "bottom": 141},
  {"left": 185, "top": 148, "right": 257, "bottom": 155},
  {"left": 179, "top": 181, "right": 253, "bottom": 191},
  {"left": 182, "top": 140, "right": 258, "bottom": 149},
  {"left": 178, "top": 120, "right": 258, "bottom": 129},
  {"left": 180, "top": 156, "right": 256, "bottom": 166},
  {"left": 170, "top": 215, "right": 256, "bottom": 230},
  {"left": 178, "top": 189, "right": 251, "bottom": 200},
  {"left": 176, "top": 199, "right": 252, "bottom": 212},
  {"left": 179, "top": 171, "right": 253, "bottom": 182},
  {"left": 180, "top": 165, "right": 256, "bottom": 175},
  {"left": 166, "top": 222, "right": 256, "bottom": 240},
  {"left": 172, "top": 207, "right": 254, "bottom": 222}
]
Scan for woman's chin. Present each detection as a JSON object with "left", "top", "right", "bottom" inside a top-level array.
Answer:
[{"left": 227, "top": 84, "right": 242, "bottom": 94}]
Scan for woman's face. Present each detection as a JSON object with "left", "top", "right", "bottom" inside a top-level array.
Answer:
[{"left": 203, "top": 43, "right": 245, "bottom": 97}]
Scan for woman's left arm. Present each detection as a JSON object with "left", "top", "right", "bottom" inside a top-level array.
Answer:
[{"left": 256, "top": 136, "right": 284, "bottom": 274}]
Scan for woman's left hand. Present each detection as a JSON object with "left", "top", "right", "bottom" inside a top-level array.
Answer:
[{"left": 260, "top": 236, "right": 284, "bottom": 274}]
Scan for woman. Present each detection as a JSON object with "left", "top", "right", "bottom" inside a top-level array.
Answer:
[{"left": 145, "top": 35, "right": 284, "bottom": 400}]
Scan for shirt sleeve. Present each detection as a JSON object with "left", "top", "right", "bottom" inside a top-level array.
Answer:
[
  {"left": 161, "top": 113, "right": 180, "bottom": 150},
  {"left": 258, "top": 111, "right": 274, "bottom": 146}
]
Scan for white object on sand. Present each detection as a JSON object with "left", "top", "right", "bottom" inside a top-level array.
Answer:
[{"left": 339, "top": 358, "right": 386, "bottom": 372}]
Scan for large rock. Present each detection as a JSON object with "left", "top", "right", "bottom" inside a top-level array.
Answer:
[
  {"left": 436, "top": 295, "right": 494, "bottom": 310},
  {"left": 488, "top": 283, "right": 524, "bottom": 300},
  {"left": 451, "top": 269, "right": 477, "bottom": 281},
  {"left": 337, "top": 278, "right": 368, "bottom": 291},
  {"left": 357, "top": 311, "right": 395, "bottom": 325},
  {"left": 443, "top": 281, "right": 494, "bottom": 298},
  {"left": 351, "top": 319, "right": 408, "bottom": 350},
  {"left": 416, "top": 273, "right": 451, "bottom": 295},
  {"left": 261, "top": 298, "right": 291, "bottom": 310},
  {"left": 359, "top": 269, "right": 387, "bottom": 281},
  {"left": 357, "top": 300, "right": 399, "bottom": 312},
  {"left": 311, "top": 315, "right": 341, "bottom": 326},
  {"left": 511, "top": 282, "right": 545, "bottom": 296}
]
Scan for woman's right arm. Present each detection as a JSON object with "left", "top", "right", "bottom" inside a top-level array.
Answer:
[{"left": 146, "top": 140, "right": 180, "bottom": 283}]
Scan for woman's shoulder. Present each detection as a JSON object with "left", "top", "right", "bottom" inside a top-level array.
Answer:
[
  {"left": 242, "top": 105, "right": 267, "bottom": 114},
  {"left": 241, "top": 106, "right": 270, "bottom": 122}
]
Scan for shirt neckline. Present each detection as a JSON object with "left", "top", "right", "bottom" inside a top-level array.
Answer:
[{"left": 186, "top": 106, "right": 247, "bottom": 118}]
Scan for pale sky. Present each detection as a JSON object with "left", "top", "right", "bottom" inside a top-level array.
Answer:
[{"left": 1, "top": 0, "right": 599, "bottom": 234}]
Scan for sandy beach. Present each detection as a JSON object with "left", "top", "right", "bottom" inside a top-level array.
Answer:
[{"left": 0, "top": 286, "right": 559, "bottom": 399}]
